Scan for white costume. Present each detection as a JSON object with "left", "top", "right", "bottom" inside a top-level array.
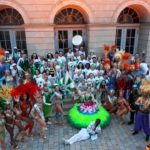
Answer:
[{"left": 65, "top": 121, "right": 101, "bottom": 145}]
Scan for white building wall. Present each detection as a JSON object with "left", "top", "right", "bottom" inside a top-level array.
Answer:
[
  {"left": 25, "top": 27, "right": 55, "bottom": 56},
  {"left": 87, "top": 26, "right": 116, "bottom": 56}
]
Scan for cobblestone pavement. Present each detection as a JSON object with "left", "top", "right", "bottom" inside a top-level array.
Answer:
[{"left": 6, "top": 116, "right": 146, "bottom": 150}]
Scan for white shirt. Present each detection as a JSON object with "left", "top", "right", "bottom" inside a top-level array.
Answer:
[
  {"left": 87, "top": 69, "right": 98, "bottom": 77},
  {"left": 140, "top": 62, "right": 149, "bottom": 75}
]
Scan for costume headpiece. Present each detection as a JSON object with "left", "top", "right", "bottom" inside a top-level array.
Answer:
[
  {"left": 11, "top": 82, "right": 41, "bottom": 100},
  {"left": 103, "top": 44, "right": 110, "bottom": 57},
  {"left": 111, "top": 45, "right": 117, "bottom": 52},
  {"left": 0, "top": 48, "right": 5, "bottom": 60},
  {"left": 104, "top": 58, "right": 110, "bottom": 70},
  {"left": 121, "top": 53, "right": 131, "bottom": 69},
  {"left": 114, "top": 49, "right": 125, "bottom": 60},
  {"left": 140, "top": 80, "right": 150, "bottom": 95},
  {"left": 0, "top": 86, "right": 12, "bottom": 111}
]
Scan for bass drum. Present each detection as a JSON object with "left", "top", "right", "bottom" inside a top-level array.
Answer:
[{"left": 72, "top": 35, "right": 83, "bottom": 46}]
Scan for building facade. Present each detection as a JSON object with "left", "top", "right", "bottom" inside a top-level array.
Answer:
[{"left": 0, "top": 0, "right": 150, "bottom": 62}]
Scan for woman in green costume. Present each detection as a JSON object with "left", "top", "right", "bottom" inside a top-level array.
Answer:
[{"left": 68, "top": 88, "right": 110, "bottom": 129}]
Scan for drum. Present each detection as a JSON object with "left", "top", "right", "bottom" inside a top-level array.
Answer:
[{"left": 72, "top": 35, "right": 83, "bottom": 46}]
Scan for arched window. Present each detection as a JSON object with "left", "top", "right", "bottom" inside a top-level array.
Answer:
[
  {"left": 54, "top": 8, "right": 85, "bottom": 25},
  {"left": 0, "top": 8, "right": 24, "bottom": 26},
  {"left": 117, "top": 7, "right": 140, "bottom": 24}
]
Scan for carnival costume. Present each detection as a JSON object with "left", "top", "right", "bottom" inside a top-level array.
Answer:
[
  {"left": 113, "top": 75, "right": 131, "bottom": 117},
  {"left": 68, "top": 90, "right": 110, "bottom": 129},
  {"left": 11, "top": 82, "right": 41, "bottom": 136},
  {"left": 0, "top": 86, "right": 25, "bottom": 148},
  {"left": 133, "top": 80, "right": 150, "bottom": 141},
  {"left": 42, "top": 90, "right": 53, "bottom": 122}
]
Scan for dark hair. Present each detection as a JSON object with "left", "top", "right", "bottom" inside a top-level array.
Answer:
[
  {"left": 20, "top": 93, "right": 30, "bottom": 102},
  {"left": 100, "top": 80, "right": 106, "bottom": 88},
  {"left": 95, "top": 119, "right": 101, "bottom": 127},
  {"left": 31, "top": 53, "right": 38, "bottom": 60},
  {"left": 55, "top": 52, "right": 59, "bottom": 55},
  {"left": 47, "top": 53, "right": 54, "bottom": 59},
  {"left": 85, "top": 63, "right": 90, "bottom": 69},
  {"left": 77, "top": 63, "right": 84, "bottom": 69}
]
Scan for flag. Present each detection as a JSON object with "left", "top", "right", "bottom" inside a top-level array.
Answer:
[{"left": 49, "top": 72, "right": 75, "bottom": 96}]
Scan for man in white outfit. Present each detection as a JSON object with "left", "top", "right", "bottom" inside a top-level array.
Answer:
[{"left": 63, "top": 119, "right": 101, "bottom": 145}]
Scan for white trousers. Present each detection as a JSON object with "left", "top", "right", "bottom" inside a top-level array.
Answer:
[{"left": 67, "top": 128, "right": 90, "bottom": 145}]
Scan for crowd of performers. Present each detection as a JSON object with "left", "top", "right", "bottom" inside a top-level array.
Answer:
[{"left": 0, "top": 45, "right": 150, "bottom": 149}]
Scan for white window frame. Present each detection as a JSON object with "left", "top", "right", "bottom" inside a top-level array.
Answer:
[
  {"left": 116, "top": 24, "right": 139, "bottom": 54},
  {"left": 55, "top": 28, "right": 86, "bottom": 51},
  {"left": 0, "top": 28, "right": 26, "bottom": 53}
]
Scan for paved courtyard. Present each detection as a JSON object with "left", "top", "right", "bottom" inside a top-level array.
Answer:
[{"left": 5, "top": 115, "right": 146, "bottom": 150}]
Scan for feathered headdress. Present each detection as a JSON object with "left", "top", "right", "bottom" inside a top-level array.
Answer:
[
  {"left": 11, "top": 83, "right": 41, "bottom": 100},
  {"left": 140, "top": 80, "right": 150, "bottom": 95},
  {"left": 0, "top": 48, "right": 5, "bottom": 60},
  {"left": 111, "top": 45, "right": 117, "bottom": 52},
  {"left": 103, "top": 44, "right": 110, "bottom": 57},
  {"left": 121, "top": 53, "right": 131, "bottom": 69},
  {"left": 104, "top": 58, "right": 111, "bottom": 70},
  {"left": 0, "top": 86, "right": 12, "bottom": 101},
  {"left": 0, "top": 86, "right": 12, "bottom": 111},
  {"left": 114, "top": 49, "right": 125, "bottom": 60}
]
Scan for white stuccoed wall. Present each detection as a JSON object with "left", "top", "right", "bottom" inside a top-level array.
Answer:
[
  {"left": 138, "top": 24, "right": 150, "bottom": 64},
  {"left": 25, "top": 27, "right": 55, "bottom": 56},
  {"left": 87, "top": 26, "right": 116, "bottom": 56},
  {"left": 0, "top": 0, "right": 150, "bottom": 58}
]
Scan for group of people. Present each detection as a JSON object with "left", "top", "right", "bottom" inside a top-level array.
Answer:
[{"left": 0, "top": 45, "right": 150, "bottom": 149}]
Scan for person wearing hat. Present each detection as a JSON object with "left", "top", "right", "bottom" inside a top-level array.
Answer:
[
  {"left": 11, "top": 63, "right": 23, "bottom": 86},
  {"left": 12, "top": 47, "right": 21, "bottom": 63},
  {"left": 4, "top": 50, "right": 12, "bottom": 62},
  {"left": 17, "top": 53, "right": 30, "bottom": 72},
  {"left": 90, "top": 55, "right": 99, "bottom": 69},
  {"left": 32, "top": 59, "right": 41, "bottom": 76}
]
